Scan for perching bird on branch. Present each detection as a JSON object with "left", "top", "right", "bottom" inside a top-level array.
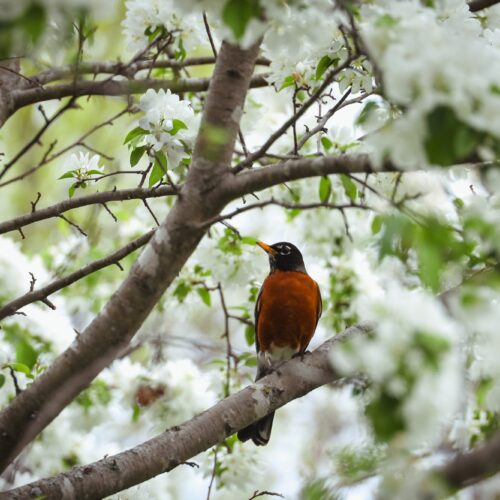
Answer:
[{"left": 237, "top": 241, "right": 322, "bottom": 446}]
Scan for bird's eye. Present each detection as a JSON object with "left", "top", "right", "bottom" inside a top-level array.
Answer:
[{"left": 280, "top": 245, "right": 291, "bottom": 255}]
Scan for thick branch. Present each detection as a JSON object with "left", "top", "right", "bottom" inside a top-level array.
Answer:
[
  {"left": 3, "top": 323, "right": 372, "bottom": 500},
  {"left": 0, "top": 230, "right": 154, "bottom": 320},
  {"left": 0, "top": 186, "right": 175, "bottom": 235},
  {"left": 226, "top": 154, "right": 394, "bottom": 199},
  {"left": 439, "top": 434, "right": 500, "bottom": 492},
  {"left": 10, "top": 74, "right": 268, "bottom": 117},
  {"left": 468, "top": 0, "right": 500, "bottom": 11},
  {"left": 32, "top": 57, "right": 271, "bottom": 85},
  {"left": 0, "top": 59, "right": 21, "bottom": 127},
  {"left": 0, "top": 41, "right": 261, "bottom": 474}
]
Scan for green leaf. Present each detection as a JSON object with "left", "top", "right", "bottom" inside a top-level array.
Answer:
[
  {"left": 86, "top": 169, "right": 104, "bottom": 176},
  {"left": 244, "top": 325, "right": 255, "bottom": 346},
  {"left": 148, "top": 157, "right": 167, "bottom": 187},
  {"left": 8, "top": 362, "right": 31, "bottom": 375},
  {"left": 315, "top": 55, "right": 334, "bottom": 80},
  {"left": 241, "top": 236, "right": 258, "bottom": 245},
  {"left": 130, "top": 146, "right": 146, "bottom": 167},
  {"left": 371, "top": 215, "right": 382, "bottom": 235},
  {"left": 414, "top": 331, "right": 450, "bottom": 370},
  {"left": 68, "top": 184, "right": 77, "bottom": 198},
  {"left": 241, "top": 354, "right": 257, "bottom": 367},
  {"left": 173, "top": 281, "right": 191, "bottom": 302},
  {"left": 366, "top": 390, "right": 405, "bottom": 442},
  {"left": 175, "top": 36, "right": 187, "bottom": 61},
  {"left": 21, "top": 4, "right": 47, "bottom": 44},
  {"left": 0, "top": 374, "right": 5, "bottom": 389},
  {"left": 319, "top": 176, "right": 332, "bottom": 203},
  {"left": 321, "top": 136, "right": 333, "bottom": 151},
  {"left": 376, "top": 14, "right": 398, "bottom": 28},
  {"left": 296, "top": 90, "right": 306, "bottom": 102},
  {"left": 132, "top": 403, "right": 141, "bottom": 422},
  {"left": 424, "top": 106, "right": 483, "bottom": 166},
  {"left": 490, "top": 84, "right": 500, "bottom": 95},
  {"left": 170, "top": 119, "right": 187, "bottom": 136},
  {"left": 59, "top": 170, "right": 76, "bottom": 180},
  {"left": 356, "top": 101, "right": 379, "bottom": 125},
  {"left": 124, "top": 126, "right": 148, "bottom": 145},
  {"left": 197, "top": 287, "right": 212, "bottom": 307},
  {"left": 16, "top": 338, "right": 38, "bottom": 369},
  {"left": 340, "top": 175, "right": 357, "bottom": 201},
  {"left": 417, "top": 241, "right": 442, "bottom": 292},
  {"left": 336, "top": 446, "right": 384, "bottom": 482},
  {"left": 279, "top": 75, "right": 295, "bottom": 91},
  {"left": 222, "top": 0, "right": 261, "bottom": 41}
]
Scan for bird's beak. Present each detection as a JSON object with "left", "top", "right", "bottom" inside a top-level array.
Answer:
[{"left": 257, "top": 241, "right": 278, "bottom": 256}]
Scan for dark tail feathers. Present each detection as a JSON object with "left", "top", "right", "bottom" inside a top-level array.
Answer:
[{"left": 237, "top": 412, "right": 275, "bottom": 446}]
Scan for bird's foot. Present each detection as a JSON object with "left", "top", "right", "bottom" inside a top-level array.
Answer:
[{"left": 292, "top": 350, "right": 311, "bottom": 361}]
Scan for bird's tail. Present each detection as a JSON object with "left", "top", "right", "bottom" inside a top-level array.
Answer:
[
  {"left": 237, "top": 412, "right": 275, "bottom": 446},
  {"left": 237, "top": 358, "right": 275, "bottom": 446}
]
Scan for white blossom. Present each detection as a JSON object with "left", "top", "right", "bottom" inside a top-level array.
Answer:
[{"left": 138, "top": 88, "right": 199, "bottom": 170}]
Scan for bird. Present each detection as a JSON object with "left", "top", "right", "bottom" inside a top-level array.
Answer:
[{"left": 237, "top": 241, "right": 322, "bottom": 446}]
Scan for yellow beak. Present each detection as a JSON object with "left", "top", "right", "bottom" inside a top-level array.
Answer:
[{"left": 257, "top": 241, "right": 278, "bottom": 256}]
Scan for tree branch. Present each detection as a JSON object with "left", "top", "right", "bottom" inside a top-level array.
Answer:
[
  {"left": 3, "top": 323, "right": 373, "bottom": 500},
  {"left": 0, "top": 40, "right": 262, "bottom": 474},
  {"left": 31, "top": 57, "right": 271, "bottom": 85},
  {"left": 0, "top": 186, "right": 175, "bottom": 235},
  {"left": 468, "top": 0, "right": 500, "bottom": 12},
  {"left": 0, "top": 59, "right": 21, "bottom": 126},
  {"left": 201, "top": 199, "right": 370, "bottom": 229},
  {"left": 0, "top": 230, "right": 155, "bottom": 320},
  {"left": 439, "top": 434, "right": 500, "bottom": 493},
  {"left": 9, "top": 74, "right": 269, "bottom": 118},
  {"left": 237, "top": 56, "right": 356, "bottom": 170},
  {"left": 226, "top": 154, "right": 394, "bottom": 199}
]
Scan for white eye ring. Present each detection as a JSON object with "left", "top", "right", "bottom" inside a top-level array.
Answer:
[{"left": 280, "top": 245, "right": 291, "bottom": 255}]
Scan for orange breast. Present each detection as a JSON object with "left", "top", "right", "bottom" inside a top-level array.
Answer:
[{"left": 257, "top": 271, "right": 320, "bottom": 356}]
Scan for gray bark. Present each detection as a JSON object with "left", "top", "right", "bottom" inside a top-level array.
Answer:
[{"left": 2, "top": 323, "right": 372, "bottom": 500}]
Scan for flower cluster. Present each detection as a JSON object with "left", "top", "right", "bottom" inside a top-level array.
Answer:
[
  {"left": 331, "top": 253, "right": 462, "bottom": 447},
  {"left": 122, "top": 0, "right": 205, "bottom": 54},
  {"left": 360, "top": 0, "right": 500, "bottom": 167},
  {"left": 134, "top": 88, "right": 199, "bottom": 174}
]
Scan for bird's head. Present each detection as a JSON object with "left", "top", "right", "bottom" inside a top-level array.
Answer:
[{"left": 257, "top": 241, "right": 306, "bottom": 273}]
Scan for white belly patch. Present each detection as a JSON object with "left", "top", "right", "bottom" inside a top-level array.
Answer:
[{"left": 268, "top": 343, "right": 298, "bottom": 362}]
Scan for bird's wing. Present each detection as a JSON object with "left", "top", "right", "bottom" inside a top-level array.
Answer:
[
  {"left": 254, "top": 286, "right": 263, "bottom": 354},
  {"left": 315, "top": 280, "right": 322, "bottom": 326}
]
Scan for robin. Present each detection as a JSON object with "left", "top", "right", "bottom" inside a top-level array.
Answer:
[{"left": 237, "top": 241, "right": 322, "bottom": 446}]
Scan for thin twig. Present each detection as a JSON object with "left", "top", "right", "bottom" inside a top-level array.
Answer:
[
  {"left": 8, "top": 368, "right": 22, "bottom": 396},
  {"left": 203, "top": 13, "right": 218, "bottom": 57},
  {"left": 142, "top": 199, "right": 160, "bottom": 226},
  {"left": 101, "top": 202, "right": 117, "bottom": 222},
  {"left": 28, "top": 272, "right": 36, "bottom": 292},
  {"left": 0, "top": 186, "right": 175, "bottom": 235},
  {"left": 57, "top": 215, "right": 87, "bottom": 237},
  {"left": 206, "top": 447, "right": 218, "bottom": 500},
  {"left": 236, "top": 56, "right": 357, "bottom": 171},
  {"left": 248, "top": 491, "right": 284, "bottom": 500},
  {"left": 0, "top": 98, "right": 77, "bottom": 181},
  {"left": 30, "top": 192, "right": 41, "bottom": 213},
  {"left": 201, "top": 199, "right": 370, "bottom": 229},
  {"left": 0, "top": 107, "right": 130, "bottom": 189},
  {"left": 293, "top": 88, "right": 355, "bottom": 152},
  {"left": 0, "top": 230, "right": 155, "bottom": 320},
  {"left": 217, "top": 283, "right": 232, "bottom": 398}
]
